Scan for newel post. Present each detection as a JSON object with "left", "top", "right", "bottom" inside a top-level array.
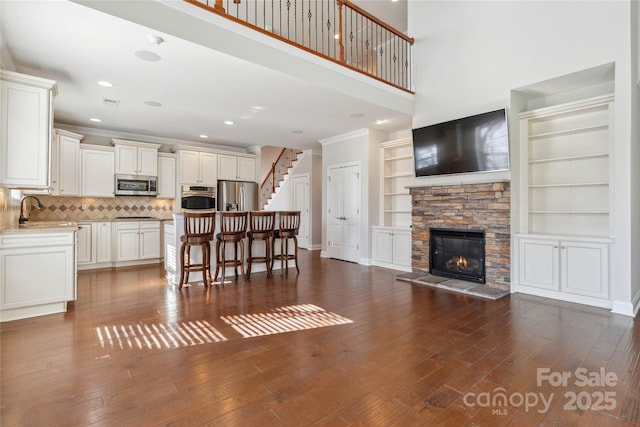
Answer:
[{"left": 214, "top": 0, "right": 225, "bottom": 12}]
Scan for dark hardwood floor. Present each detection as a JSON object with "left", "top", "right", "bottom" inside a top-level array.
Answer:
[{"left": 1, "top": 250, "right": 639, "bottom": 426}]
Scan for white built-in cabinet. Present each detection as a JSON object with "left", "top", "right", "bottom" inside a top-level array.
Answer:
[
  {"left": 372, "top": 226, "right": 411, "bottom": 271},
  {"left": 0, "top": 70, "right": 57, "bottom": 189},
  {"left": 217, "top": 153, "right": 256, "bottom": 182},
  {"left": 80, "top": 145, "right": 115, "bottom": 197},
  {"left": 157, "top": 153, "right": 176, "bottom": 199},
  {"left": 51, "top": 129, "right": 82, "bottom": 196},
  {"left": 515, "top": 94, "right": 613, "bottom": 308},
  {"left": 0, "top": 231, "right": 76, "bottom": 322},
  {"left": 177, "top": 150, "right": 218, "bottom": 186},
  {"left": 380, "top": 138, "right": 413, "bottom": 228},
  {"left": 76, "top": 222, "right": 112, "bottom": 269},
  {"left": 114, "top": 221, "right": 161, "bottom": 264},
  {"left": 112, "top": 139, "right": 160, "bottom": 176},
  {"left": 373, "top": 138, "right": 413, "bottom": 271}
]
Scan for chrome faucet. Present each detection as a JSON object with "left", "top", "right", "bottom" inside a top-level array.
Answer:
[{"left": 19, "top": 195, "right": 43, "bottom": 224}]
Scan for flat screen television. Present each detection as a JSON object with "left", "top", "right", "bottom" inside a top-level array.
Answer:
[{"left": 412, "top": 108, "right": 510, "bottom": 177}]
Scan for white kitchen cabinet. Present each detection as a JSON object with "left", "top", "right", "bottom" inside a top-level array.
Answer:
[
  {"left": 164, "top": 222, "right": 176, "bottom": 282},
  {"left": 76, "top": 223, "right": 93, "bottom": 264},
  {"left": 516, "top": 235, "right": 609, "bottom": 304},
  {"left": 76, "top": 221, "right": 112, "bottom": 270},
  {"left": 51, "top": 129, "right": 82, "bottom": 196},
  {"left": 80, "top": 145, "right": 115, "bottom": 197},
  {"left": 114, "top": 221, "right": 160, "bottom": 264},
  {"left": 178, "top": 150, "right": 217, "bottom": 186},
  {"left": 372, "top": 226, "right": 411, "bottom": 271},
  {"left": 0, "top": 231, "right": 76, "bottom": 322},
  {"left": 112, "top": 139, "right": 160, "bottom": 176},
  {"left": 0, "top": 70, "right": 57, "bottom": 189},
  {"left": 218, "top": 153, "right": 256, "bottom": 182},
  {"left": 157, "top": 153, "right": 176, "bottom": 199}
]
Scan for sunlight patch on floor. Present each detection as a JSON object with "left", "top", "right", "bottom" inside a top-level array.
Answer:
[
  {"left": 96, "top": 320, "right": 227, "bottom": 350},
  {"left": 220, "top": 304, "right": 353, "bottom": 338}
]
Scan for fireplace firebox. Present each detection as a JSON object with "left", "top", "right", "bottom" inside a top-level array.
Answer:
[{"left": 429, "top": 228, "right": 486, "bottom": 284}]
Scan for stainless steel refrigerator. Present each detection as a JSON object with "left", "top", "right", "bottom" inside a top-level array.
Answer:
[{"left": 217, "top": 180, "right": 259, "bottom": 211}]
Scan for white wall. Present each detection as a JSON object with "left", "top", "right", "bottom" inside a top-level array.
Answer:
[{"left": 408, "top": 0, "right": 637, "bottom": 314}]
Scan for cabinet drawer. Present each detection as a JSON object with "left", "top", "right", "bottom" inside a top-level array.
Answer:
[
  {"left": 116, "top": 222, "right": 139, "bottom": 230},
  {"left": 0, "top": 232, "right": 75, "bottom": 248},
  {"left": 140, "top": 221, "right": 160, "bottom": 230}
]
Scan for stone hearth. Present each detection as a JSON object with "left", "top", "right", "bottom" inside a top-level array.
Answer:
[{"left": 410, "top": 181, "right": 510, "bottom": 290}]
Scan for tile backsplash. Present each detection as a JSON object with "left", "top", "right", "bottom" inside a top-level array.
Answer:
[{"left": 29, "top": 195, "right": 174, "bottom": 221}]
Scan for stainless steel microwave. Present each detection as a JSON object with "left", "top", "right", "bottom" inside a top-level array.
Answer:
[{"left": 115, "top": 175, "right": 157, "bottom": 196}]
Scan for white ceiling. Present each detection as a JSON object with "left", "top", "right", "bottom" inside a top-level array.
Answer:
[{"left": 0, "top": 0, "right": 411, "bottom": 151}]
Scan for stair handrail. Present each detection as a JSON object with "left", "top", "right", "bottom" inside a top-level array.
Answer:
[{"left": 261, "top": 147, "right": 287, "bottom": 194}]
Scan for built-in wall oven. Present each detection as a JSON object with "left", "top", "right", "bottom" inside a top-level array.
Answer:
[{"left": 181, "top": 185, "right": 216, "bottom": 210}]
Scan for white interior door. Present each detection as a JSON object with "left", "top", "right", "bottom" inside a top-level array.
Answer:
[
  {"left": 327, "top": 164, "right": 360, "bottom": 262},
  {"left": 292, "top": 174, "right": 309, "bottom": 249}
]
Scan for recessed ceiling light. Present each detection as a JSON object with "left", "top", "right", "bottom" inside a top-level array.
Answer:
[
  {"left": 144, "top": 101, "right": 162, "bottom": 107},
  {"left": 90, "top": 118, "right": 102, "bottom": 122},
  {"left": 135, "top": 50, "right": 161, "bottom": 62},
  {"left": 147, "top": 34, "right": 164, "bottom": 45},
  {"left": 224, "top": 120, "right": 234, "bottom": 125},
  {"left": 97, "top": 80, "right": 114, "bottom": 88},
  {"left": 376, "top": 119, "right": 386, "bottom": 124},
  {"left": 199, "top": 134, "right": 208, "bottom": 139},
  {"left": 350, "top": 113, "right": 364, "bottom": 118}
]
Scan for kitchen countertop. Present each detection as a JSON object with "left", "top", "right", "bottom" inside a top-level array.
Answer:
[{"left": 0, "top": 216, "right": 173, "bottom": 233}]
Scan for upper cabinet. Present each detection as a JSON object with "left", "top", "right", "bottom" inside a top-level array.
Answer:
[
  {"left": 177, "top": 149, "right": 217, "bottom": 186},
  {"left": 80, "top": 145, "right": 115, "bottom": 197},
  {"left": 218, "top": 153, "right": 256, "bottom": 182},
  {"left": 0, "top": 70, "right": 57, "bottom": 188},
  {"left": 51, "top": 129, "right": 82, "bottom": 196},
  {"left": 157, "top": 153, "right": 176, "bottom": 199},
  {"left": 112, "top": 139, "right": 160, "bottom": 176}
]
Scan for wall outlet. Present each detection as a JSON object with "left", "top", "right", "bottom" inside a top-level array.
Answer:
[{"left": 81, "top": 203, "right": 87, "bottom": 211}]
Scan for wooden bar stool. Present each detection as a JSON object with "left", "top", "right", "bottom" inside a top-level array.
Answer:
[
  {"left": 214, "top": 211, "right": 248, "bottom": 282},
  {"left": 271, "top": 210, "right": 301, "bottom": 274},
  {"left": 179, "top": 211, "right": 215, "bottom": 289},
  {"left": 246, "top": 211, "right": 276, "bottom": 278}
]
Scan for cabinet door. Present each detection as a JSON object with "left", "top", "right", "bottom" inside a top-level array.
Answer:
[
  {"left": 116, "top": 228, "right": 140, "bottom": 262},
  {"left": 179, "top": 150, "right": 200, "bottom": 185},
  {"left": 200, "top": 152, "right": 218, "bottom": 186},
  {"left": 81, "top": 148, "right": 115, "bottom": 197},
  {"left": 372, "top": 229, "right": 393, "bottom": 264},
  {"left": 95, "top": 222, "right": 111, "bottom": 263},
  {"left": 115, "top": 145, "right": 138, "bottom": 175},
  {"left": 518, "top": 238, "right": 559, "bottom": 290},
  {"left": 140, "top": 229, "right": 160, "bottom": 259},
  {"left": 237, "top": 157, "right": 256, "bottom": 182},
  {"left": 138, "top": 147, "right": 158, "bottom": 176},
  {"left": 217, "top": 154, "right": 237, "bottom": 180},
  {"left": 561, "top": 241, "right": 608, "bottom": 298},
  {"left": 58, "top": 134, "right": 80, "bottom": 195},
  {"left": 0, "top": 80, "right": 51, "bottom": 188},
  {"left": 76, "top": 223, "right": 93, "bottom": 264},
  {"left": 392, "top": 230, "right": 412, "bottom": 267},
  {"left": 157, "top": 155, "right": 176, "bottom": 199}
]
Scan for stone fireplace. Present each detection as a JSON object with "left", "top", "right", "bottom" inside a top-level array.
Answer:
[
  {"left": 429, "top": 228, "right": 485, "bottom": 284},
  {"left": 410, "top": 181, "right": 510, "bottom": 290}
]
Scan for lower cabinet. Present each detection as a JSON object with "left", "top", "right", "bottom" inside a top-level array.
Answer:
[
  {"left": 77, "top": 222, "right": 112, "bottom": 270},
  {"left": 372, "top": 226, "right": 411, "bottom": 271},
  {"left": 115, "top": 221, "right": 160, "bottom": 264},
  {"left": 0, "top": 231, "right": 76, "bottom": 321},
  {"left": 515, "top": 234, "right": 610, "bottom": 306}
]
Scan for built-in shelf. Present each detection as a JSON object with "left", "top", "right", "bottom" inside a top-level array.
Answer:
[
  {"left": 380, "top": 137, "right": 413, "bottom": 227},
  {"left": 384, "top": 192, "right": 411, "bottom": 196},
  {"left": 528, "top": 153, "right": 608, "bottom": 164},
  {"left": 384, "top": 172, "right": 413, "bottom": 179},
  {"left": 529, "top": 210, "right": 609, "bottom": 214},
  {"left": 528, "top": 123, "right": 608, "bottom": 140},
  {"left": 529, "top": 182, "right": 608, "bottom": 188},
  {"left": 385, "top": 154, "right": 413, "bottom": 162}
]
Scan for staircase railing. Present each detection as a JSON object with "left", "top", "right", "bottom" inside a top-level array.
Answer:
[
  {"left": 259, "top": 148, "right": 300, "bottom": 208},
  {"left": 185, "top": 0, "right": 414, "bottom": 92}
]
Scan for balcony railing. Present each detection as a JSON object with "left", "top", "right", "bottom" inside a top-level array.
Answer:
[{"left": 185, "top": 0, "right": 414, "bottom": 92}]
